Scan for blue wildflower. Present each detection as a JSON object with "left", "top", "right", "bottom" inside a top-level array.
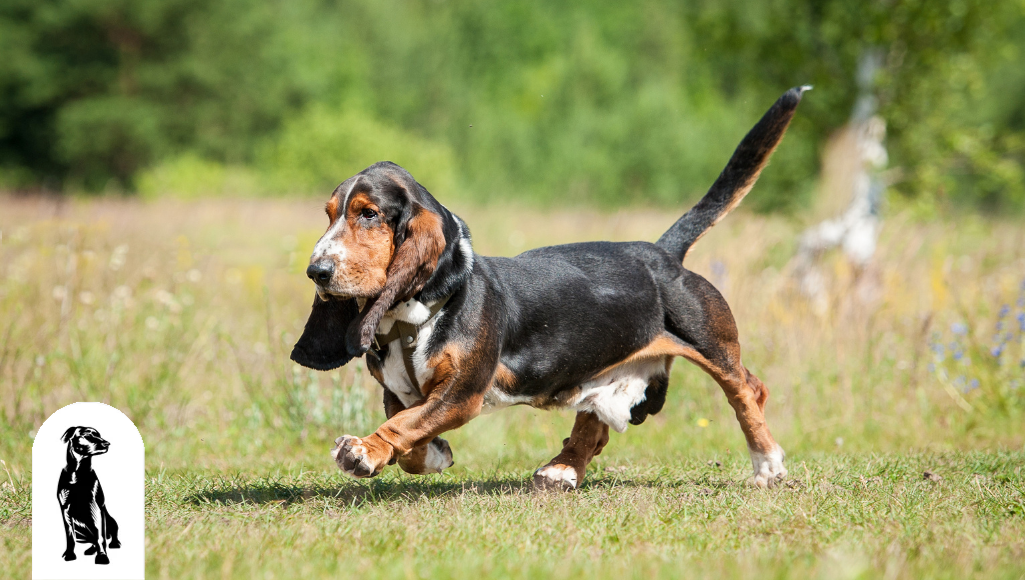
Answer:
[
  {"left": 927, "top": 363, "right": 936, "bottom": 373},
  {"left": 969, "top": 378, "right": 980, "bottom": 391},
  {"left": 953, "top": 350, "right": 964, "bottom": 361},
  {"left": 999, "top": 305, "right": 1010, "bottom": 318},
  {"left": 952, "top": 322, "right": 968, "bottom": 335},
  {"left": 1017, "top": 312, "right": 1025, "bottom": 331},
  {"left": 991, "top": 344, "right": 1004, "bottom": 357},
  {"left": 996, "top": 320, "right": 1004, "bottom": 331}
]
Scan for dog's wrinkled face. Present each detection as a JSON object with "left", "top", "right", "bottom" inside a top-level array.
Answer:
[
  {"left": 291, "top": 162, "right": 451, "bottom": 367},
  {"left": 307, "top": 179, "right": 403, "bottom": 299},
  {"left": 62, "top": 426, "right": 110, "bottom": 457}
]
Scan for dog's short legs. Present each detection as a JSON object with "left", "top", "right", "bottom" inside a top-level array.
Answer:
[
  {"left": 381, "top": 389, "right": 454, "bottom": 475},
  {"left": 332, "top": 394, "right": 478, "bottom": 478},
  {"left": 533, "top": 411, "right": 610, "bottom": 491},
  {"left": 332, "top": 347, "right": 489, "bottom": 478}
]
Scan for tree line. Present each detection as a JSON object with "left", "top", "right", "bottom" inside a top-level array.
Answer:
[{"left": 1, "top": 0, "right": 1022, "bottom": 211}]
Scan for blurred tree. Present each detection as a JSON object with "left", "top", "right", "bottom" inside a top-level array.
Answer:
[
  {"left": 0, "top": 0, "right": 307, "bottom": 189},
  {"left": 684, "top": 0, "right": 1025, "bottom": 211},
  {"left": 0, "top": 0, "right": 1022, "bottom": 212}
]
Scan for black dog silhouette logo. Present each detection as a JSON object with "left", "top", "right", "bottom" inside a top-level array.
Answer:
[
  {"left": 33, "top": 403, "right": 144, "bottom": 580},
  {"left": 57, "top": 427, "right": 121, "bottom": 564}
]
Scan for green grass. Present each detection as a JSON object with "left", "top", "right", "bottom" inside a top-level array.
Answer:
[
  {"left": 3, "top": 452, "right": 1023, "bottom": 578},
  {"left": 1, "top": 196, "right": 1024, "bottom": 578}
]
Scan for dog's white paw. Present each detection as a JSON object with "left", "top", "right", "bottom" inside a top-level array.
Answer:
[
  {"left": 423, "top": 438, "right": 454, "bottom": 474},
  {"left": 747, "top": 445, "right": 787, "bottom": 488},
  {"left": 533, "top": 463, "right": 579, "bottom": 491},
  {"left": 332, "top": 435, "right": 378, "bottom": 478}
]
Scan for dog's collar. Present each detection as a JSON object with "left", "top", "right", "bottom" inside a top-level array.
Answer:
[{"left": 368, "top": 294, "right": 452, "bottom": 391}]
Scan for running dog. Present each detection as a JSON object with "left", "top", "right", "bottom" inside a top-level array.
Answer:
[
  {"left": 291, "top": 87, "right": 809, "bottom": 490},
  {"left": 58, "top": 426, "right": 120, "bottom": 564}
]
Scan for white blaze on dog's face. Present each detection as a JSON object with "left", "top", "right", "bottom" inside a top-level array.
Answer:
[
  {"left": 308, "top": 182, "right": 396, "bottom": 299},
  {"left": 66, "top": 427, "right": 110, "bottom": 457}
]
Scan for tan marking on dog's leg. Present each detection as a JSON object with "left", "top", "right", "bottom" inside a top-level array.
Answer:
[
  {"left": 333, "top": 345, "right": 483, "bottom": 478},
  {"left": 379, "top": 388, "right": 455, "bottom": 475},
  {"left": 679, "top": 346, "right": 785, "bottom": 488},
  {"left": 396, "top": 437, "right": 454, "bottom": 474},
  {"left": 533, "top": 411, "right": 609, "bottom": 491}
]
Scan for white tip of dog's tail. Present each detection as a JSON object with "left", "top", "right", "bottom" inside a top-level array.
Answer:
[{"left": 799, "top": 85, "right": 813, "bottom": 93}]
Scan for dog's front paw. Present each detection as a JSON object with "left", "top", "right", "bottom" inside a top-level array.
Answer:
[
  {"left": 747, "top": 445, "right": 787, "bottom": 488},
  {"left": 331, "top": 435, "right": 389, "bottom": 478},
  {"left": 533, "top": 463, "right": 580, "bottom": 491},
  {"left": 95, "top": 553, "right": 109, "bottom": 565},
  {"left": 62, "top": 550, "right": 76, "bottom": 561},
  {"left": 109, "top": 539, "right": 121, "bottom": 549}
]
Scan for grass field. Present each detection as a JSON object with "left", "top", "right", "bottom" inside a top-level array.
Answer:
[{"left": 1, "top": 195, "right": 1023, "bottom": 578}]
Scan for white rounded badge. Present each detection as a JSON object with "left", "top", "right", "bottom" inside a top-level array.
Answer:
[{"left": 32, "top": 402, "right": 145, "bottom": 580}]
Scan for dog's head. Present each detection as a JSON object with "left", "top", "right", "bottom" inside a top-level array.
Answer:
[
  {"left": 290, "top": 162, "right": 473, "bottom": 370},
  {"left": 61, "top": 426, "right": 110, "bottom": 458}
]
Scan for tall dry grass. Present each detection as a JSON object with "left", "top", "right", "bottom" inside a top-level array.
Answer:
[{"left": 1, "top": 195, "right": 1022, "bottom": 480}]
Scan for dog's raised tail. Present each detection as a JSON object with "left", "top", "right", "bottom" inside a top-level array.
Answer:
[{"left": 656, "top": 85, "right": 810, "bottom": 262}]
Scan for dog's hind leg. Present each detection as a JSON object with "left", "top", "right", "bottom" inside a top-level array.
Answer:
[
  {"left": 533, "top": 411, "right": 610, "bottom": 491},
  {"left": 667, "top": 272, "right": 786, "bottom": 488},
  {"left": 104, "top": 508, "right": 120, "bottom": 548},
  {"left": 684, "top": 351, "right": 785, "bottom": 487}
]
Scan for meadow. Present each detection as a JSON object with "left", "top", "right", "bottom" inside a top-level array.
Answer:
[{"left": 0, "top": 194, "right": 1023, "bottom": 578}]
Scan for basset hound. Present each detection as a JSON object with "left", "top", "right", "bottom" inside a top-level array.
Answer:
[{"left": 291, "top": 87, "right": 809, "bottom": 490}]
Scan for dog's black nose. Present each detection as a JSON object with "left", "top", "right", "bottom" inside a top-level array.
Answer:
[{"left": 306, "top": 261, "right": 334, "bottom": 285}]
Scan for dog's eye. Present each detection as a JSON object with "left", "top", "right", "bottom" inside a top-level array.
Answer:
[{"left": 360, "top": 208, "right": 378, "bottom": 220}]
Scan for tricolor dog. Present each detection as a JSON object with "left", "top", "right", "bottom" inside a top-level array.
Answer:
[{"left": 291, "top": 87, "right": 808, "bottom": 490}]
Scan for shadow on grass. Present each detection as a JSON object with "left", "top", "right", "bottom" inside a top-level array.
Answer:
[
  {"left": 184, "top": 475, "right": 536, "bottom": 508},
  {"left": 182, "top": 470, "right": 742, "bottom": 508}
]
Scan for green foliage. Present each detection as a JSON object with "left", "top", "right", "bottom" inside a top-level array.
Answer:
[
  {"left": 0, "top": 0, "right": 307, "bottom": 189},
  {"left": 1, "top": 0, "right": 1023, "bottom": 211},
  {"left": 260, "top": 106, "right": 457, "bottom": 196},
  {"left": 136, "top": 153, "right": 261, "bottom": 199}
]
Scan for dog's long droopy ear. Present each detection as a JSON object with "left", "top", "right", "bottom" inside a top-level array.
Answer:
[
  {"left": 61, "top": 427, "right": 79, "bottom": 443},
  {"left": 346, "top": 203, "right": 446, "bottom": 355},
  {"left": 290, "top": 294, "right": 361, "bottom": 370}
]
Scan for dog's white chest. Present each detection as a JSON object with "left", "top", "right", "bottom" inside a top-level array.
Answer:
[{"left": 375, "top": 299, "right": 440, "bottom": 407}]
